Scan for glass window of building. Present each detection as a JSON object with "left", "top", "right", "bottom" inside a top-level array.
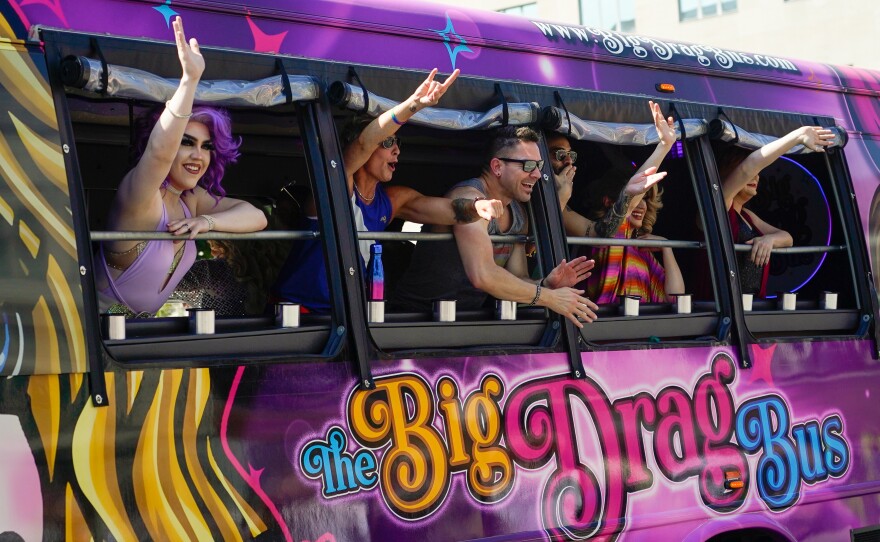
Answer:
[
  {"left": 680, "top": 0, "right": 737, "bottom": 21},
  {"left": 498, "top": 3, "right": 538, "bottom": 17},
  {"left": 580, "top": 0, "right": 635, "bottom": 32}
]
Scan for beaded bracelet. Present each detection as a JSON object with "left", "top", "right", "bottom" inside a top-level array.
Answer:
[
  {"left": 528, "top": 283, "right": 542, "bottom": 306},
  {"left": 165, "top": 101, "right": 193, "bottom": 119},
  {"left": 390, "top": 110, "right": 406, "bottom": 126},
  {"left": 200, "top": 214, "right": 215, "bottom": 231}
]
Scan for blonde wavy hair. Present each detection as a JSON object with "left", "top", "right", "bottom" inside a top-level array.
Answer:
[{"left": 633, "top": 184, "right": 664, "bottom": 236}]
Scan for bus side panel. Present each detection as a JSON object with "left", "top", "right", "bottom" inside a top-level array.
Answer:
[
  {"left": 0, "top": 367, "right": 290, "bottom": 540},
  {"left": 3, "top": 342, "right": 878, "bottom": 541},
  {"left": 222, "top": 342, "right": 879, "bottom": 542},
  {"left": 833, "top": 67, "right": 880, "bottom": 297},
  {"left": 0, "top": 36, "right": 87, "bottom": 377}
]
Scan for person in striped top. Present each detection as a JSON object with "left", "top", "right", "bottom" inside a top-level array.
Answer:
[{"left": 580, "top": 181, "right": 684, "bottom": 304}]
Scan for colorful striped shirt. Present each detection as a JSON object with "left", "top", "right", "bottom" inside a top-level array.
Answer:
[{"left": 580, "top": 221, "right": 668, "bottom": 304}]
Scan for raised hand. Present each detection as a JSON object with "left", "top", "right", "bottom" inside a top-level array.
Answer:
[
  {"left": 799, "top": 126, "right": 835, "bottom": 152},
  {"left": 625, "top": 166, "right": 667, "bottom": 197},
  {"left": 554, "top": 164, "right": 576, "bottom": 207},
  {"left": 410, "top": 68, "right": 460, "bottom": 109},
  {"left": 173, "top": 16, "right": 204, "bottom": 82},
  {"left": 544, "top": 256, "right": 595, "bottom": 289},
  {"left": 649, "top": 100, "right": 676, "bottom": 147},
  {"left": 475, "top": 198, "right": 504, "bottom": 221}
]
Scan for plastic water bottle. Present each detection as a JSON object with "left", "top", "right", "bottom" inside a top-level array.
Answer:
[{"left": 367, "top": 243, "right": 384, "bottom": 301}]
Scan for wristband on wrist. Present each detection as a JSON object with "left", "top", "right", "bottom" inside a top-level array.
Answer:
[
  {"left": 528, "top": 283, "right": 542, "bottom": 306},
  {"left": 539, "top": 276, "right": 547, "bottom": 288},
  {"left": 390, "top": 111, "right": 406, "bottom": 126},
  {"left": 200, "top": 214, "right": 215, "bottom": 231}
]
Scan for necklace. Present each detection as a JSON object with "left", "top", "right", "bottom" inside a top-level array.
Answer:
[
  {"left": 165, "top": 184, "right": 183, "bottom": 196},
  {"left": 354, "top": 182, "right": 375, "bottom": 203}
]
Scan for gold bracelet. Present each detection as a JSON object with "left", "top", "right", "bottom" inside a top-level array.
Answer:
[
  {"left": 165, "top": 100, "right": 193, "bottom": 119},
  {"left": 200, "top": 214, "right": 215, "bottom": 231}
]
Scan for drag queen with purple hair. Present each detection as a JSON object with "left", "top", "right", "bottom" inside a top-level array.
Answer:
[{"left": 96, "top": 16, "right": 267, "bottom": 315}]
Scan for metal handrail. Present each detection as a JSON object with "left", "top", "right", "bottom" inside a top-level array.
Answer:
[
  {"left": 89, "top": 231, "right": 850, "bottom": 255},
  {"left": 566, "top": 237, "right": 704, "bottom": 249},
  {"left": 733, "top": 244, "right": 847, "bottom": 254},
  {"left": 90, "top": 230, "right": 531, "bottom": 243},
  {"left": 91, "top": 231, "right": 319, "bottom": 241}
]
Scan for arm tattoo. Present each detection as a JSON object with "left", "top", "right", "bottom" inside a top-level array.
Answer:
[
  {"left": 594, "top": 189, "right": 632, "bottom": 238},
  {"left": 452, "top": 198, "right": 479, "bottom": 223}
]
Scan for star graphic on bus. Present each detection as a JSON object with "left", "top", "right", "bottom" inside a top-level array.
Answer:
[
  {"left": 432, "top": 15, "right": 472, "bottom": 70},
  {"left": 748, "top": 343, "right": 777, "bottom": 386},
  {"left": 12, "top": 0, "right": 69, "bottom": 27},
  {"left": 153, "top": 0, "right": 178, "bottom": 28},
  {"left": 246, "top": 13, "right": 288, "bottom": 53}
]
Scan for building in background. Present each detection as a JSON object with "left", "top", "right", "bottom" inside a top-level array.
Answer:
[{"left": 433, "top": 0, "right": 880, "bottom": 70}]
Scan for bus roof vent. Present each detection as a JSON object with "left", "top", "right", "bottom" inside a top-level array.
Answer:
[
  {"left": 60, "top": 55, "right": 320, "bottom": 106},
  {"left": 708, "top": 118, "right": 848, "bottom": 152},
  {"left": 542, "top": 106, "right": 706, "bottom": 146},
  {"left": 328, "top": 80, "right": 539, "bottom": 130}
]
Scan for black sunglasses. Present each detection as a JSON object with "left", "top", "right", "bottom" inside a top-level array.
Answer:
[
  {"left": 553, "top": 149, "right": 578, "bottom": 163},
  {"left": 497, "top": 157, "right": 544, "bottom": 172},
  {"left": 380, "top": 136, "right": 401, "bottom": 149}
]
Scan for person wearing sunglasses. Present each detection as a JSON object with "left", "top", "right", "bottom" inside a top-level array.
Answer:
[
  {"left": 273, "top": 69, "right": 503, "bottom": 313},
  {"left": 555, "top": 101, "right": 674, "bottom": 240},
  {"left": 392, "top": 126, "right": 598, "bottom": 328},
  {"left": 563, "top": 101, "right": 683, "bottom": 304}
]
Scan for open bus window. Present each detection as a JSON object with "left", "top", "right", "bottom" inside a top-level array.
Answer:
[
  {"left": 346, "top": 118, "right": 560, "bottom": 353},
  {"left": 710, "top": 138, "right": 863, "bottom": 338},
  {"left": 564, "top": 138, "right": 720, "bottom": 344},
  {"left": 68, "top": 94, "right": 332, "bottom": 362}
]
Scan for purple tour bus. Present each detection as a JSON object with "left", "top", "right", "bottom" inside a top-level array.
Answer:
[{"left": 1, "top": 0, "right": 880, "bottom": 540}]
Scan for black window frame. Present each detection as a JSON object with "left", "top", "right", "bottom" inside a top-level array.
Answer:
[
  {"left": 41, "top": 30, "right": 356, "bottom": 375},
  {"left": 701, "top": 116, "right": 876, "bottom": 364}
]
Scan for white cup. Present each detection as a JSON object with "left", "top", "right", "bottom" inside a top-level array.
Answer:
[
  {"left": 496, "top": 299, "right": 517, "bottom": 321},
  {"left": 368, "top": 300, "right": 385, "bottom": 323},
  {"left": 434, "top": 299, "right": 456, "bottom": 322},
  {"left": 742, "top": 293, "right": 753, "bottom": 312},
  {"left": 622, "top": 295, "right": 640, "bottom": 317},
  {"left": 779, "top": 292, "right": 797, "bottom": 311},
  {"left": 276, "top": 302, "right": 301, "bottom": 328},
  {"left": 188, "top": 308, "right": 215, "bottom": 335},
  {"left": 102, "top": 313, "right": 126, "bottom": 340},
  {"left": 674, "top": 294, "right": 692, "bottom": 314},
  {"left": 821, "top": 291, "right": 838, "bottom": 310}
]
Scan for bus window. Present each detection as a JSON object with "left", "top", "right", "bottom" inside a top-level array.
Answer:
[
  {"left": 56, "top": 39, "right": 341, "bottom": 365},
  {"left": 326, "top": 76, "right": 565, "bottom": 354},
  {"left": 356, "top": 119, "right": 558, "bottom": 352},
  {"left": 552, "top": 106, "right": 721, "bottom": 345},
  {"left": 708, "top": 121, "right": 863, "bottom": 338}
]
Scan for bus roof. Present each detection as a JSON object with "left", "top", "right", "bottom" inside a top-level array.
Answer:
[{"left": 11, "top": 0, "right": 880, "bottom": 97}]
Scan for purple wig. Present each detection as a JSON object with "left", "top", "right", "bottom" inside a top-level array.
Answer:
[{"left": 134, "top": 105, "right": 241, "bottom": 201}]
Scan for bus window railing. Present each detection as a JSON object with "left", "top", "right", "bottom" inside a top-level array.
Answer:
[
  {"left": 732, "top": 244, "right": 847, "bottom": 254},
  {"left": 91, "top": 231, "right": 320, "bottom": 241},
  {"left": 355, "top": 231, "right": 532, "bottom": 244},
  {"left": 565, "top": 237, "right": 704, "bottom": 249}
]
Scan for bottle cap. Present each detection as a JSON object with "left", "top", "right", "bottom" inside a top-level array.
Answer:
[{"left": 371, "top": 243, "right": 382, "bottom": 254}]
